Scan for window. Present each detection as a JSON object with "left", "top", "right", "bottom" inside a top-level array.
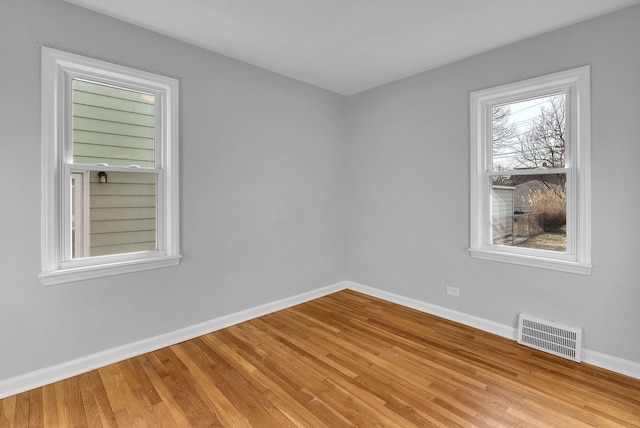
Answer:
[
  {"left": 40, "top": 47, "right": 180, "bottom": 285},
  {"left": 469, "top": 66, "right": 591, "bottom": 274}
]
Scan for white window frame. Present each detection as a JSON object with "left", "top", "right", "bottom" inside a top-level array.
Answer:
[
  {"left": 40, "top": 47, "right": 181, "bottom": 285},
  {"left": 469, "top": 66, "right": 591, "bottom": 275},
  {"left": 70, "top": 170, "right": 90, "bottom": 258}
]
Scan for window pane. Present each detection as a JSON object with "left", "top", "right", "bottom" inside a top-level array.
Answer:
[
  {"left": 490, "top": 174, "right": 566, "bottom": 252},
  {"left": 72, "top": 79, "right": 156, "bottom": 168},
  {"left": 72, "top": 171, "right": 156, "bottom": 258},
  {"left": 492, "top": 94, "right": 565, "bottom": 171}
]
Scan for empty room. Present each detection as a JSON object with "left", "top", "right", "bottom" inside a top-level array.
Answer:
[{"left": 1, "top": 0, "right": 639, "bottom": 426}]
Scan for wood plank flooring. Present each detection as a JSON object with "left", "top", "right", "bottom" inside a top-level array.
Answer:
[{"left": 1, "top": 290, "right": 639, "bottom": 427}]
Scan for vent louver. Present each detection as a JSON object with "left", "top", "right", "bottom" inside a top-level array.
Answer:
[{"left": 517, "top": 313, "right": 582, "bottom": 362}]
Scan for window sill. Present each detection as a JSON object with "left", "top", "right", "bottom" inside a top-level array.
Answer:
[
  {"left": 39, "top": 254, "right": 182, "bottom": 286},
  {"left": 468, "top": 248, "right": 592, "bottom": 275}
]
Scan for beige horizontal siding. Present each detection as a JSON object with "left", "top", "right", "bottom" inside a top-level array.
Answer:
[
  {"left": 90, "top": 183, "right": 155, "bottom": 197},
  {"left": 90, "top": 195, "right": 155, "bottom": 209},
  {"left": 72, "top": 79, "right": 155, "bottom": 168},
  {"left": 90, "top": 207, "right": 156, "bottom": 222},
  {"left": 73, "top": 89, "right": 155, "bottom": 115},
  {"left": 90, "top": 242, "right": 156, "bottom": 257},
  {"left": 91, "top": 230, "right": 156, "bottom": 247},
  {"left": 74, "top": 147, "right": 154, "bottom": 165},
  {"left": 88, "top": 170, "right": 156, "bottom": 257},
  {"left": 72, "top": 82, "right": 159, "bottom": 257},
  {"left": 73, "top": 117, "right": 154, "bottom": 139},
  {"left": 90, "top": 171, "right": 156, "bottom": 184},
  {"left": 73, "top": 79, "right": 155, "bottom": 104},
  {"left": 74, "top": 131, "right": 154, "bottom": 150},
  {"left": 74, "top": 157, "right": 155, "bottom": 168},
  {"left": 73, "top": 104, "right": 154, "bottom": 127},
  {"left": 90, "top": 219, "right": 156, "bottom": 234}
]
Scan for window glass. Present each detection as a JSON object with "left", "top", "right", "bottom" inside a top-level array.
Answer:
[
  {"left": 72, "top": 79, "right": 156, "bottom": 168},
  {"left": 490, "top": 174, "right": 566, "bottom": 252},
  {"left": 492, "top": 94, "right": 565, "bottom": 171},
  {"left": 70, "top": 79, "right": 158, "bottom": 260},
  {"left": 71, "top": 171, "right": 157, "bottom": 258}
]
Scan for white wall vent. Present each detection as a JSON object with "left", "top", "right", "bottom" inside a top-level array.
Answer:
[{"left": 517, "top": 313, "right": 582, "bottom": 362}]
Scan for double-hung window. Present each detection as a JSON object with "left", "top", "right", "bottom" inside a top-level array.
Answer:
[
  {"left": 469, "top": 66, "right": 591, "bottom": 274},
  {"left": 40, "top": 47, "right": 180, "bottom": 285}
]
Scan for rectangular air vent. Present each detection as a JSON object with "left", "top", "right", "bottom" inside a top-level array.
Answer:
[{"left": 517, "top": 313, "right": 582, "bottom": 362}]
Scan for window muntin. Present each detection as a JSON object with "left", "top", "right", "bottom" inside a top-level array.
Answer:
[
  {"left": 469, "top": 67, "right": 591, "bottom": 275},
  {"left": 41, "top": 47, "right": 180, "bottom": 285}
]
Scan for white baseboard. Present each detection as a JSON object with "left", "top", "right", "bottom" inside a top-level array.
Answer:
[
  {"left": 582, "top": 349, "right": 640, "bottom": 380},
  {"left": 345, "top": 281, "right": 640, "bottom": 380},
  {"left": 0, "top": 281, "right": 347, "bottom": 400},
  {"left": 345, "top": 281, "right": 518, "bottom": 340},
  {"left": 2, "top": 279, "right": 638, "bottom": 399}
]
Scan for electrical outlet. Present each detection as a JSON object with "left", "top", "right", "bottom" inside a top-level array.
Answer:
[{"left": 446, "top": 286, "right": 460, "bottom": 297}]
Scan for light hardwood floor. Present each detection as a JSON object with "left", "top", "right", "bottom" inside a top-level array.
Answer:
[{"left": 1, "top": 290, "right": 639, "bottom": 427}]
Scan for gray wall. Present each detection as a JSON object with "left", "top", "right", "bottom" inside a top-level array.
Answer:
[
  {"left": 347, "top": 6, "right": 640, "bottom": 363},
  {"left": 0, "top": 0, "right": 347, "bottom": 380}
]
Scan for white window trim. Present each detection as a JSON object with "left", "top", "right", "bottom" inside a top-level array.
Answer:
[
  {"left": 469, "top": 66, "right": 591, "bottom": 275},
  {"left": 40, "top": 47, "right": 181, "bottom": 285},
  {"left": 70, "top": 170, "right": 90, "bottom": 258}
]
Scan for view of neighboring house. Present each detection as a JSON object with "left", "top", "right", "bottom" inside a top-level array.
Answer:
[
  {"left": 71, "top": 80, "right": 157, "bottom": 258},
  {"left": 492, "top": 178, "right": 564, "bottom": 246},
  {"left": 491, "top": 185, "right": 515, "bottom": 244},
  {"left": 513, "top": 179, "right": 559, "bottom": 213}
]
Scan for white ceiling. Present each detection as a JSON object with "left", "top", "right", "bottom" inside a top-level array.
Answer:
[{"left": 64, "top": 0, "right": 639, "bottom": 95}]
